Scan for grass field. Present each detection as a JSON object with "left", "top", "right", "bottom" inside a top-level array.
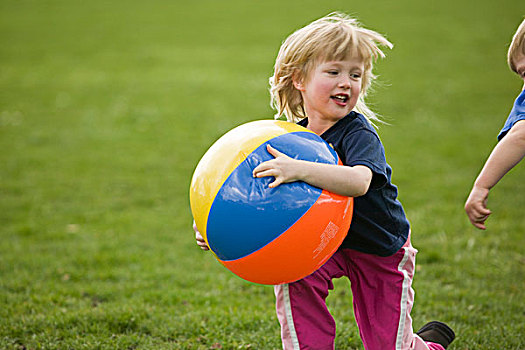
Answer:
[{"left": 1, "top": 0, "right": 524, "bottom": 349}]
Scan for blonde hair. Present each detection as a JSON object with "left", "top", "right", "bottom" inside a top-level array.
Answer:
[
  {"left": 508, "top": 18, "right": 525, "bottom": 74},
  {"left": 269, "top": 12, "right": 393, "bottom": 124}
]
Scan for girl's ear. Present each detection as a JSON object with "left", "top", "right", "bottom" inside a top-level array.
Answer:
[{"left": 292, "top": 72, "right": 305, "bottom": 91}]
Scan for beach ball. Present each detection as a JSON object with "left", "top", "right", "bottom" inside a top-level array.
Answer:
[{"left": 189, "top": 120, "right": 353, "bottom": 285}]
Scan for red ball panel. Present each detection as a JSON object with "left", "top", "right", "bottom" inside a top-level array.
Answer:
[{"left": 220, "top": 190, "right": 353, "bottom": 285}]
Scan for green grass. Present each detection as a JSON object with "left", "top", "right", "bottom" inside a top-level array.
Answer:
[{"left": 1, "top": 0, "right": 524, "bottom": 349}]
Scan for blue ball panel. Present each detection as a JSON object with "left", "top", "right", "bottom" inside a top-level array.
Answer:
[{"left": 207, "top": 131, "right": 338, "bottom": 261}]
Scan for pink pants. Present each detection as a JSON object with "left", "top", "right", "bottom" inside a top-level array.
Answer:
[{"left": 274, "top": 239, "right": 444, "bottom": 350}]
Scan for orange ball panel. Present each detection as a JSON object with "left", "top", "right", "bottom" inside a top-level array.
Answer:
[{"left": 221, "top": 190, "right": 353, "bottom": 285}]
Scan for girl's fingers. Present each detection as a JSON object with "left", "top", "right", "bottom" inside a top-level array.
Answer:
[
  {"left": 253, "top": 161, "right": 271, "bottom": 176},
  {"left": 474, "top": 207, "right": 491, "bottom": 220},
  {"left": 252, "top": 144, "right": 289, "bottom": 187},
  {"left": 196, "top": 232, "right": 204, "bottom": 241},
  {"left": 474, "top": 222, "right": 487, "bottom": 230},
  {"left": 198, "top": 242, "right": 210, "bottom": 251},
  {"left": 268, "top": 178, "right": 283, "bottom": 188},
  {"left": 254, "top": 169, "right": 276, "bottom": 178},
  {"left": 479, "top": 208, "right": 492, "bottom": 216},
  {"left": 266, "top": 144, "right": 285, "bottom": 157},
  {"left": 266, "top": 144, "right": 277, "bottom": 154}
]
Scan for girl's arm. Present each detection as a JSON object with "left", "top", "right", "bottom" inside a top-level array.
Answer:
[
  {"left": 253, "top": 144, "right": 372, "bottom": 197},
  {"left": 465, "top": 120, "right": 525, "bottom": 229}
]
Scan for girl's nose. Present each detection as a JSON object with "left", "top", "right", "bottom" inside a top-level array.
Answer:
[{"left": 338, "top": 77, "right": 351, "bottom": 89}]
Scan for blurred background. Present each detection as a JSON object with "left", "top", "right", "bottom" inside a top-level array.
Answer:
[{"left": 1, "top": 0, "right": 523, "bottom": 348}]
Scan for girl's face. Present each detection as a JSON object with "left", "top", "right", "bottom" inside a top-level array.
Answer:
[
  {"left": 515, "top": 53, "right": 525, "bottom": 88},
  {"left": 295, "top": 57, "right": 364, "bottom": 125}
]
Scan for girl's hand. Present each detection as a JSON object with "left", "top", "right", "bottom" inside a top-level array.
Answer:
[
  {"left": 252, "top": 144, "right": 300, "bottom": 188},
  {"left": 464, "top": 186, "right": 492, "bottom": 230},
  {"left": 253, "top": 144, "right": 372, "bottom": 197},
  {"left": 193, "top": 220, "right": 210, "bottom": 251}
]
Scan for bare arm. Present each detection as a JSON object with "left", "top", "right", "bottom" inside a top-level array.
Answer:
[
  {"left": 252, "top": 144, "right": 373, "bottom": 197},
  {"left": 465, "top": 120, "right": 525, "bottom": 229}
]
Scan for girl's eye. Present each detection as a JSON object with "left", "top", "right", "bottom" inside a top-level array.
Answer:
[
  {"left": 350, "top": 73, "right": 362, "bottom": 79},
  {"left": 327, "top": 70, "right": 339, "bottom": 75}
]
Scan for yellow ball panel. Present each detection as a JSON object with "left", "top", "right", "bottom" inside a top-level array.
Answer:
[{"left": 189, "top": 120, "right": 314, "bottom": 242}]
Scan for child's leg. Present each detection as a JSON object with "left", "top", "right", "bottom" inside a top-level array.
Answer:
[
  {"left": 274, "top": 251, "right": 347, "bottom": 350},
  {"left": 344, "top": 240, "right": 444, "bottom": 350}
]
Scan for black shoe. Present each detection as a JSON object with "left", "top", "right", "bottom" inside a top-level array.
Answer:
[{"left": 416, "top": 321, "right": 455, "bottom": 349}]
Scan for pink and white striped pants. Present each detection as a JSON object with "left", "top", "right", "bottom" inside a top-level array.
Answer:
[{"left": 274, "top": 238, "right": 444, "bottom": 350}]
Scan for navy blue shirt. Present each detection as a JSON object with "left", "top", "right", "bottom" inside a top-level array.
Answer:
[
  {"left": 498, "top": 89, "right": 525, "bottom": 141},
  {"left": 298, "top": 112, "right": 410, "bottom": 257}
]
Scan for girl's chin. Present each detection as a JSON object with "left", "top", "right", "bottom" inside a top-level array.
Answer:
[{"left": 330, "top": 110, "right": 351, "bottom": 119}]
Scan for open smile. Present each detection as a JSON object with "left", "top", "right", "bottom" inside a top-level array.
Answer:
[{"left": 331, "top": 94, "right": 349, "bottom": 106}]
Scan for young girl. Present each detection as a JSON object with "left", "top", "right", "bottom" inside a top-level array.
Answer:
[
  {"left": 196, "top": 13, "right": 455, "bottom": 350},
  {"left": 465, "top": 18, "right": 525, "bottom": 230}
]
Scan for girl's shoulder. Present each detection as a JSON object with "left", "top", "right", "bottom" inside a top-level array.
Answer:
[
  {"left": 498, "top": 89, "right": 525, "bottom": 141},
  {"left": 336, "top": 112, "right": 382, "bottom": 142}
]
